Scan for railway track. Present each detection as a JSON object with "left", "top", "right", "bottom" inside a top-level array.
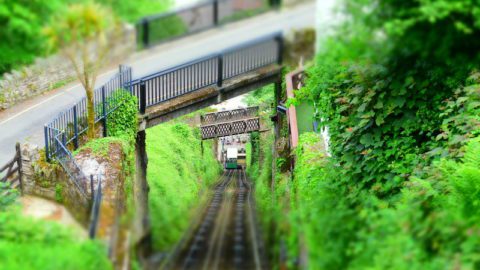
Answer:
[{"left": 167, "top": 168, "right": 265, "bottom": 270}]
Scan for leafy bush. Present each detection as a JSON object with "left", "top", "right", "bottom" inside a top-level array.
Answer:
[
  {"left": 0, "top": 183, "right": 18, "bottom": 211},
  {"left": 96, "top": 0, "right": 173, "bottom": 23},
  {"left": 297, "top": 0, "right": 480, "bottom": 194},
  {"left": 0, "top": 0, "right": 64, "bottom": 74},
  {"left": 146, "top": 122, "right": 221, "bottom": 250},
  {"left": 0, "top": 0, "right": 173, "bottom": 75},
  {"left": 0, "top": 211, "right": 111, "bottom": 270},
  {"left": 136, "top": 15, "right": 187, "bottom": 47}
]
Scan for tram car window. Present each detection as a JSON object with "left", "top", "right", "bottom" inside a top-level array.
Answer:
[{"left": 237, "top": 149, "right": 247, "bottom": 169}]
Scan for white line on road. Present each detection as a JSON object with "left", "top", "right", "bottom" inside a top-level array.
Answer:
[
  {"left": 0, "top": 91, "right": 67, "bottom": 126},
  {"left": 0, "top": 71, "right": 114, "bottom": 126}
]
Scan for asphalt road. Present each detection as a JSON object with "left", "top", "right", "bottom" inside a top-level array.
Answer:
[{"left": 0, "top": 1, "right": 317, "bottom": 165}]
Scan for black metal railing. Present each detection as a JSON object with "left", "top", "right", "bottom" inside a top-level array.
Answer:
[
  {"left": 45, "top": 66, "right": 132, "bottom": 162},
  {"left": 129, "top": 32, "right": 282, "bottom": 113},
  {"left": 88, "top": 175, "right": 103, "bottom": 239},
  {"left": 137, "top": 0, "right": 281, "bottom": 48},
  {"left": 44, "top": 66, "right": 132, "bottom": 197}
]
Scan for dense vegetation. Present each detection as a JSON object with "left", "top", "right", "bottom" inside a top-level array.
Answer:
[
  {"left": 282, "top": 0, "right": 480, "bottom": 269},
  {"left": 146, "top": 122, "right": 221, "bottom": 251},
  {"left": 0, "top": 183, "right": 111, "bottom": 270},
  {"left": 0, "top": 0, "right": 172, "bottom": 74},
  {"left": 0, "top": 89, "right": 139, "bottom": 270},
  {"left": 243, "top": 1, "right": 480, "bottom": 269},
  {"left": 0, "top": 209, "right": 112, "bottom": 270}
]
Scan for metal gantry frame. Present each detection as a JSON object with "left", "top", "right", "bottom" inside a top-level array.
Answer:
[{"left": 200, "top": 107, "right": 261, "bottom": 140}]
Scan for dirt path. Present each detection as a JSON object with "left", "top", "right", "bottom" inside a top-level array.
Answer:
[{"left": 20, "top": 195, "right": 87, "bottom": 238}]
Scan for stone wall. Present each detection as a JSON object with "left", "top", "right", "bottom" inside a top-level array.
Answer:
[
  {"left": 0, "top": 24, "right": 136, "bottom": 111},
  {"left": 20, "top": 143, "right": 90, "bottom": 223},
  {"left": 20, "top": 141, "right": 135, "bottom": 268}
]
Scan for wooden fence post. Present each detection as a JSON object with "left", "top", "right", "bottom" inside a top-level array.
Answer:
[{"left": 15, "top": 143, "right": 23, "bottom": 195}]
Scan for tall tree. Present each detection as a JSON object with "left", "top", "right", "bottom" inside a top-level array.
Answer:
[{"left": 44, "top": 2, "right": 120, "bottom": 139}]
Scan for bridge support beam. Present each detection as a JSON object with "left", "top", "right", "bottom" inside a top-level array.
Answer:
[{"left": 133, "top": 130, "right": 151, "bottom": 256}]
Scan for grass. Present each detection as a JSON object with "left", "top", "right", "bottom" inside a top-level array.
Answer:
[
  {"left": 0, "top": 210, "right": 111, "bottom": 270},
  {"left": 74, "top": 137, "right": 127, "bottom": 158},
  {"left": 146, "top": 122, "right": 221, "bottom": 251}
]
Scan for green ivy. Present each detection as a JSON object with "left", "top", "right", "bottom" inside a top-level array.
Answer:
[
  {"left": 286, "top": 0, "right": 480, "bottom": 268},
  {"left": 106, "top": 90, "right": 138, "bottom": 142},
  {"left": 298, "top": 0, "right": 480, "bottom": 195}
]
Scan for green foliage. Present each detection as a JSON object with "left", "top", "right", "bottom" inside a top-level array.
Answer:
[
  {"left": 0, "top": 0, "right": 172, "bottom": 75},
  {"left": 0, "top": 0, "right": 64, "bottom": 73},
  {"left": 298, "top": 0, "right": 480, "bottom": 194},
  {"left": 96, "top": 0, "right": 172, "bottom": 23},
  {"left": 290, "top": 133, "right": 358, "bottom": 270},
  {"left": 0, "top": 183, "right": 18, "bottom": 211},
  {"left": 54, "top": 184, "right": 63, "bottom": 203},
  {"left": 219, "top": 5, "right": 269, "bottom": 25},
  {"left": 348, "top": 138, "right": 480, "bottom": 269},
  {"left": 243, "top": 84, "right": 275, "bottom": 109},
  {"left": 0, "top": 210, "right": 111, "bottom": 270},
  {"left": 74, "top": 136, "right": 125, "bottom": 158},
  {"left": 44, "top": 2, "right": 115, "bottom": 51},
  {"left": 286, "top": 0, "right": 480, "bottom": 268},
  {"left": 137, "top": 15, "right": 187, "bottom": 47},
  {"left": 106, "top": 90, "right": 138, "bottom": 141},
  {"left": 146, "top": 122, "right": 221, "bottom": 251}
]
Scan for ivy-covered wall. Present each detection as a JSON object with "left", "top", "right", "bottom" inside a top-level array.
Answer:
[{"left": 285, "top": 0, "right": 480, "bottom": 268}]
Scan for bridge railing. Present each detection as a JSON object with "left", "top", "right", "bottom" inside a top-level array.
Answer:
[
  {"left": 137, "top": 0, "right": 281, "bottom": 48},
  {"left": 45, "top": 66, "right": 132, "bottom": 162},
  {"left": 129, "top": 32, "right": 283, "bottom": 113},
  {"left": 88, "top": 174, "right": 103, "bottom": 239}
]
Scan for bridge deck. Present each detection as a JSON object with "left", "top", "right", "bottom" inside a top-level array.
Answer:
[{"left": 140, "top": 64, "right": 281, "bottom": 129}]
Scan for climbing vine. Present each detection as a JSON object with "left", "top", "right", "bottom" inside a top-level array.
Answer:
[
  {"left": 297, "top": 0, "right": 480, "bottom": 196},
  {"left": 106, "top": 90, "right": 138, "bottom": 142}
]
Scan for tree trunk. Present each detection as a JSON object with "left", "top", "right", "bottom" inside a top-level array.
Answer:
[{"left": 86, "top": 87, "right": 96, "bottom": 139}]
